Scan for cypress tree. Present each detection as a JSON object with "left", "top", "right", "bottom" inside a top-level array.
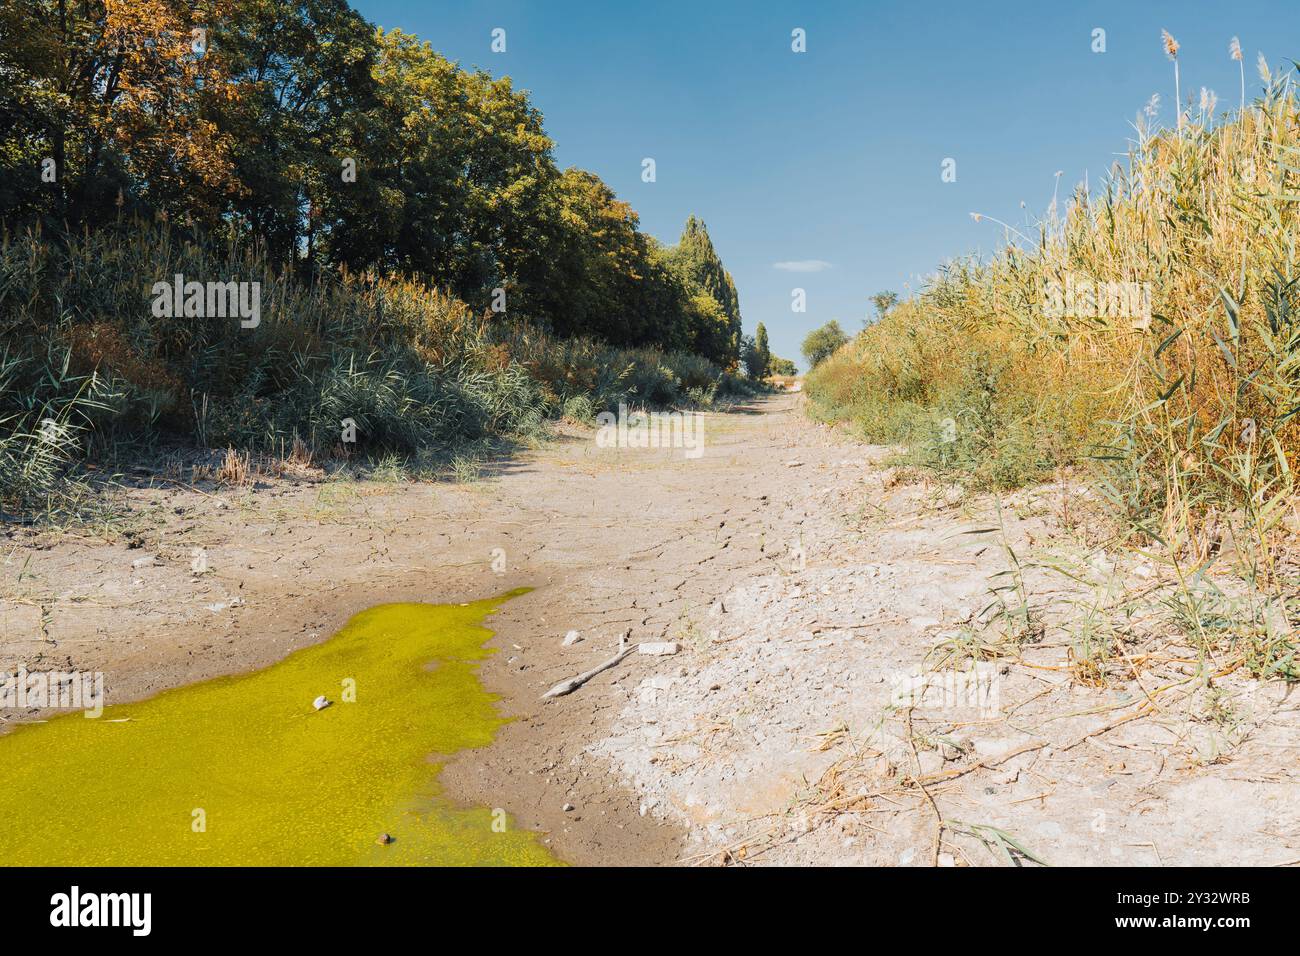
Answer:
[
  {"left": 754, "top": 322, "right": 771, "bottom": 379},
  {"left": 669, "top": 216, "right": 742, "bottom": 365}
]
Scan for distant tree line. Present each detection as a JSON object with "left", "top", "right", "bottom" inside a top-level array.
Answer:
[{"left": 0, "top": 0, "right": 743, "bottom": 366}]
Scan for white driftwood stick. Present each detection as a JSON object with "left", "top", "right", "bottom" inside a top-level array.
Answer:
[{"left": 542, "top": 642, "right": 636, "bottom": 699}]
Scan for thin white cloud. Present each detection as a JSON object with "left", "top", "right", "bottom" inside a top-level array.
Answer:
[{"left": 772, "top": 260, "right": 833, "bottom": 273}]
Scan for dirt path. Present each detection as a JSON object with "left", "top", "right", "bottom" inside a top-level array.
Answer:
[{"left": 4, "top": 395, "right": 1298, "bottom": 866}]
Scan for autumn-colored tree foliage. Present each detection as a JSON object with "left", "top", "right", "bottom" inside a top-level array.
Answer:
[
  {"left": 0, "top": 0, "right": 242, "bottom": 227},
  {"left": 0, "top": 1, "right": 742, "bottom": 364}
]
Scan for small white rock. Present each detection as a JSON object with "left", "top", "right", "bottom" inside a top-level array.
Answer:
[
  {"left": 638, "top": 642, "right": 680, "bottom": 656},
  {"left": 312, "top": 695, "right": 331, "bottom": 711},
  {"left": 561, "top": 630, "right": 582, "bottom": 647}
]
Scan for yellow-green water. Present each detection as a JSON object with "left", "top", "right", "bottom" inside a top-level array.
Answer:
[{"left": 0, "top": 592, "right": 558, "bottom": 866}]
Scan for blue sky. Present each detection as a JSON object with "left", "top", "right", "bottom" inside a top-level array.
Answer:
[{"left": 353, "top": 0, "right": 1297, "bottom": 369}]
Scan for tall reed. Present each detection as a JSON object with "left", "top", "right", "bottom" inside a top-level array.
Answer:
[{"left": 809, "top": 59, "right": 1300, "bottom": 556}]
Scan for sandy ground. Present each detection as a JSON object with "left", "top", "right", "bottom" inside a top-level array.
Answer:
[{"left": 3, "top": 394, "right": 1298, "bottom": 866}]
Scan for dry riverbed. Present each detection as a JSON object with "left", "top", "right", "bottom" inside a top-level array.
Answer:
[{"left": 3, "top": 394, "right": 1298, "bottom": 866}]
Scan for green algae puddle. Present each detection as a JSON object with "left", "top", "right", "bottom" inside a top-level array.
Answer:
[{"left": 0, "top": 591, "right": 558, "bottom": 866}]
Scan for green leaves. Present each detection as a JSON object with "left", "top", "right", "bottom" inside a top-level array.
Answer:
[
  {"left": 1154, "top": 326, "right": 1183, "bottom": 359},
  {"left": 0, "top": 2, "right": 738, "bottom": 364},
  {"left": 667, "top": 217, "right": 744, "bottom": 366},
  {"left": 801, "top": 320, "right": 850, "bottom": 369}
]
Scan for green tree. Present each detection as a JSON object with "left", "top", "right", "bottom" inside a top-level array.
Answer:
[
  {"left": 0, "top": 2, "right": 748, "bottom": 367},
  {"left": 681, "top": 290, "right": 733, "bottom": 364},
  {"left": 802, "top": 320, "right": 849, "bottom": 368},
  {"left": 739, "top": 334, "right": 756, "bottom": 376},
  {"left": 531, "top": 168, "right": 678, "bottom": 346},
  {"left": 667, "top": 216, "right": 741, "bottom": 366},
  {"left": 209, "top": 4, "right": 381, "bottom": 268},
  {"left": 327, "top": 30, "right": 572, "bottom": 320},
  {"left": 770, "top": 356, "right": 797, "bottom": 376},
  {"left": 754, "top": 323, "right": 771, "bottom": 378}
]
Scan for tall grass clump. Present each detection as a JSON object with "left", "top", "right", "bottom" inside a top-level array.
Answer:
[
  {"left": 0, "top": 224, "right": 543, "bottom": 454},
  {"left": 0, "top": 347, "right": 112, "bottom": 518},
  {"left": 811, "top": 58, "right": 1300, "bottom": 520},
  {"left": 0, "top": 221, "right": 750, "bottom": 516},
  {"left": 808, "top": 52, "right": 1300, "bottom": 676}
]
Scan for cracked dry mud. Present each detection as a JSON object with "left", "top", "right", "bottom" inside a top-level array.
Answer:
[{"left": 3, "top": 394, "right": 1297, "bottom": 866}]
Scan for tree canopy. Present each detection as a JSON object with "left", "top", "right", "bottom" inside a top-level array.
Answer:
[
  {"left": 0, "top": 0, "right": 742, "bottom": 365},
  {"left": 802, "top": 320, "right": 849, "bottom": 368},
  {"left": 742, "top": 322, "right": 770, "bottom": 379}
]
